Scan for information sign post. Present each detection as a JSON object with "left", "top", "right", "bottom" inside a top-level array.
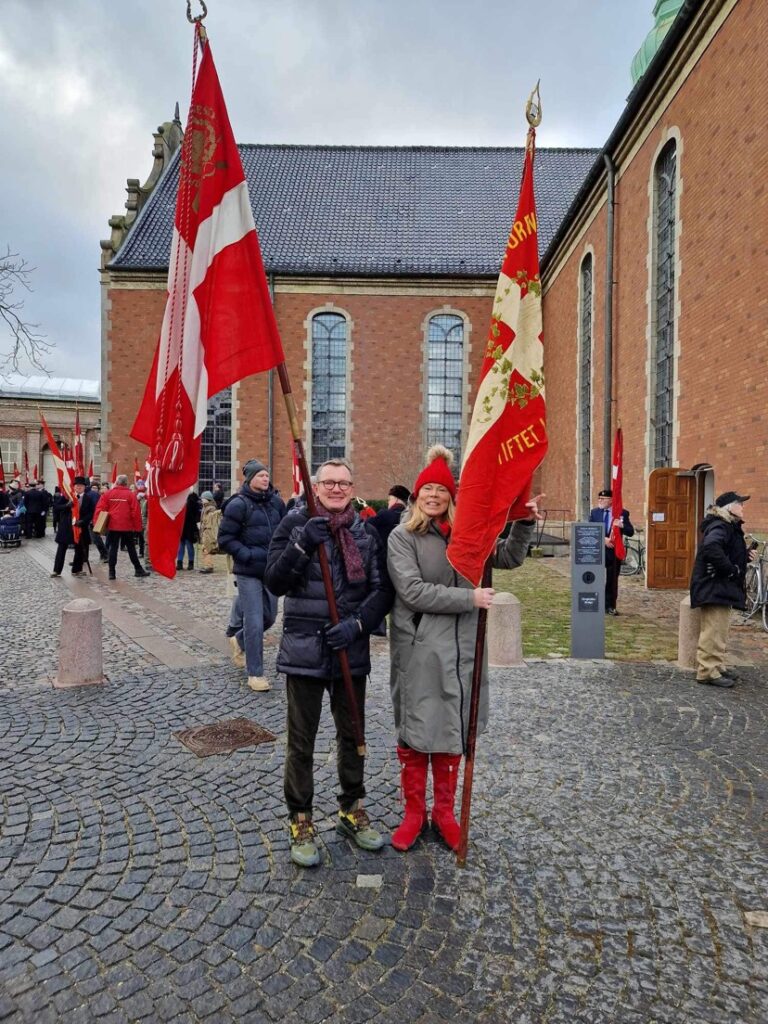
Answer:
[{"left": 570, "top": 522, "right": 605, "bottom": 659}]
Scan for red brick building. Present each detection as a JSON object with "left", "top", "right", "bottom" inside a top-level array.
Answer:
[{"left": 101, "top": 0, "right": 765, "bottom": 587}]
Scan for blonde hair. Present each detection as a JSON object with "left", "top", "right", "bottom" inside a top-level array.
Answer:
[{"left": 405, "top": 494, "right": 455, "bottom": 535}]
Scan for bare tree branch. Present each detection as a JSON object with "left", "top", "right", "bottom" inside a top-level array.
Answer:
[{"left": 0, "top": 246, "right": 53, "bottom": 373}]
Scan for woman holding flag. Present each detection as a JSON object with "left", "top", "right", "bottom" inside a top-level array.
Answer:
[{"left": 386, "top": 444, "right": 542, "bottom": 852}]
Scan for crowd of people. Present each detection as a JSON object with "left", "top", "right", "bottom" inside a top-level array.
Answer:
[{"left": 1, "top": 454, "right": 755, "bottom": 867}]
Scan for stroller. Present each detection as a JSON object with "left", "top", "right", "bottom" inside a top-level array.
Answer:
[{"left": 0, "top": 516, "right": 22, "bottom": 548}]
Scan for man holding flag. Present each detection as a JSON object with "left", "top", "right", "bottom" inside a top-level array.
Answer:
[{"left": 589, "top": 487, "right": 635, "bottom": 615}]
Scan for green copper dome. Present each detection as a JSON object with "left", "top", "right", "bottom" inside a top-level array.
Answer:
[{"left": 631, "top": 0, "right": 685, "bottom": 84}]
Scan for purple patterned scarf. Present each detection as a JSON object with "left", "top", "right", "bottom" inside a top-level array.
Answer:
[{"left": 316, "top": 502, "right": 366, "bottom": 583}]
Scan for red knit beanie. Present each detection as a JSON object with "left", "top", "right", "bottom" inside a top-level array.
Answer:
[{"left": 413, "top": 445, "right": 456, "bottom": 499}]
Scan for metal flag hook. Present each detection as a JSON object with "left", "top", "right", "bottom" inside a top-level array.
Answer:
[
  {"left": 186, "top": 0, "right": 208, "bottom": 23},
  {"left": 526, "top": 80, "right": 542, "bottom": 127}
]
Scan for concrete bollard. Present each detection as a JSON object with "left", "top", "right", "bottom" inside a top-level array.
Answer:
[
  {"left": 54, "top": 598, "right": 105, "bottom": 688},
  {"left": 487, "top": 592, "right": 524, "bottom": 667},
  {"left": 678, "top": 595, "right": 701, "bottom": 670}
]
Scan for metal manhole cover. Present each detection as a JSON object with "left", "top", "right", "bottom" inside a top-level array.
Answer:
[{"left": 174, "top": 717, "right": 277, "bottom": 758}]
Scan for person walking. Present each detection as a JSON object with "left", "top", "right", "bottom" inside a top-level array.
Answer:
[
  {"left": 386, "top": 445, "right": 541, "bottom": 853},
  {"left": 87, "top": 482, "right": 109, "bottom": 562},
  {"left": 589, "top": 488, "right": 635, "bottom": 615},
  {"left": 51, "top": 476, "right": 95, "bottom": 577},
  {"left": 690, "top": 491, "right": 755, "bottom": 688},
  {"left": 218, "top": 460, "right": 285, "bottom": 691},
  {"left": 265, "top": 457, "right": 393, "bottom": 868},
  {"left": 176, "top": 491, "right": 201, "bottom": 570},
  {"left": 198, "top": 491, "right": 220, "bottom": 573},
  {"left": 94, "top": 474, "right": 149, "bottom": 580}
]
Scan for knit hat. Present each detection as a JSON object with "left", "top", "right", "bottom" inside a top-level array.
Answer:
[
  {"left": 243, "top": 459, "right": 268, "bottom": 482},
  {"left": 201, "top": 490, "right": 214, "bottom": 501},
  {"left": 413, "top": 445, "right": 456, "bottom": 499},
  {"left": 388, "top": 484, "right": 411, "bottom": 505}
]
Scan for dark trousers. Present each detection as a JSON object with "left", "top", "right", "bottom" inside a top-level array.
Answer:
[
  {"left": 53, "top": 542, "right": 70, "bottom": 575},
  {"left": 33, "top": 515, "right": 47, "bottom": 538},
  {"left": 284, "top": 674, "right": 366, "bottom": 818},
  {"left": 72, "top": 532, "right": 90, "bottom": 573},
  {"left": 90, "top": 525, "right": 108, "bottom": 559},
  {"left": 108, "top": 530, "right": 143, "bottom": 575},
  {"left": 605, "top": 553, "right": 621, "bottom": 611}
]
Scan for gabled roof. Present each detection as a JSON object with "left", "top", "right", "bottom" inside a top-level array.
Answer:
[
  {"left": 0, "top": 375, "right": 100, "bottom": 403},
  {"left": 110, "top": 145, "right": 598, "bottom": 278}
]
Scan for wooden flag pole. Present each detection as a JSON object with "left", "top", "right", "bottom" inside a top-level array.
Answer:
[
  {"left": 456, "top": 556, "right": 493, "bottom": 867},
  {"left": 275, "top": 363, "right": 366, "bottom": 756}
]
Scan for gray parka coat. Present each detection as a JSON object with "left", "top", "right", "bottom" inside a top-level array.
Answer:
[{"left": 387, "top": 517, "right": 535, "bottom": 754}]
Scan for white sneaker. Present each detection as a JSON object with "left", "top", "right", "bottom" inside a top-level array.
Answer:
[
  {"left": 229, "top": 636, "right": 245, "bottom": 669},
  {"left": 247, "top": 676, "right": 270, "bottom": 692}
]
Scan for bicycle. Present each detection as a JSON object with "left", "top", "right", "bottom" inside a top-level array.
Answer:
[
  {"left": 740, "top": 536, "right": 768, "bottom": 626},
  {"left": 619, "top": 537, "right": 645, "bottom": 577}
]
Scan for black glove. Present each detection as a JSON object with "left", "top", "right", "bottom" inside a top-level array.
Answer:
[
  {"left": 324, "top": 616, "right": 362, "bottom": 651},
  {"left": 301, "top": 517, "right": 331, "bottom": 551}
]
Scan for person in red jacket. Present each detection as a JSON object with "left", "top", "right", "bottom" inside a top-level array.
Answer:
[{"left": 94, "top": 474, "right": 149, "bottom": 580}]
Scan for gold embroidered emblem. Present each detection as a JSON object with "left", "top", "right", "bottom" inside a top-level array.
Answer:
[{"left": 180, "top": 103, "right": 228, "bottom": 213}]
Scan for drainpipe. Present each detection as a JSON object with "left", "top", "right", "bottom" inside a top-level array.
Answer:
[
  {"left": 267, "top": 274, "right": 275, "bottom": 477},
  {"left": 603, "top": 152, "right": 616, "bottom": 489}
]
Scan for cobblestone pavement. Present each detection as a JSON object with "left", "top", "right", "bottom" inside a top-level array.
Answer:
[{"left": 2, "top": 541, "right": 768, "bottom": 1022}]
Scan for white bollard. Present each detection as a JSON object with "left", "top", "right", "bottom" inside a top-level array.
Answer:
[
  {"left": 54, "top": 598, "right": 105, "bottom": 688},
  {"left": 487, "top": 592, "right": 524, "bottom": 667},
  {"left": 677, "top": 595, "right": 701, "bottom": 670}
]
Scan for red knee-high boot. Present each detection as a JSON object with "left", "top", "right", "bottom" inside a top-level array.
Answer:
[
  {"left": 391, "top": 746, "right": 429, "bottom": 852},
  {"left": 430, "top": 753, "right": 462, "bottom": 850}
]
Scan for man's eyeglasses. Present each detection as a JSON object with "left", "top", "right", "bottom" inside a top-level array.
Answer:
[{"left": 317, "top": 480, "right": 353, "bottom": 491}]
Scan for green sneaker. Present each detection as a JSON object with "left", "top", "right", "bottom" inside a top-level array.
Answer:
[
  {"left": 336, "top": 803, "right": 384, "bottom": 851},
  {"left": 289, "top": 815, "right": 321, "bottom": 867}
]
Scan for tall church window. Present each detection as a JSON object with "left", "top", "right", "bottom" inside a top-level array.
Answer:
[
  {"left": 578, "top": 254, "right": 593, "bottom": 517},
  {"left": 199, "top": 388, "right": 232, "bottom": 492},
  {"left": 427, "top": 314, "right": 464, "bottom": 467},
  {"left": 653, "top": 140, "right": 677, "bottom": 468},
  {"left": 0, "top": 439, "right": 23, "bottom": 474},
  {"left": 311, "top": 312, "right": 347, "bottom": 471}
]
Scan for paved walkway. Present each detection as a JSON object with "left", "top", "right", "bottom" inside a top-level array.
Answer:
[{"left": 1, "top": 538, "right": 767, "bottom": 1023}]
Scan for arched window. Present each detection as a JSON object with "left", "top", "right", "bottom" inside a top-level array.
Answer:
[
  {"left": 199, "top": 388, "right": 232, "bottom": 492},
  {"left": 311, "top": 312, "right": 347, "bottom": 471},
  {"left": 578, "top": 254, "right": 593, "bottom": 517},
  {"left": 427, "top": 313, "right": 464, "bottom": 466},
  {"left": 653, "top": 140, "right": 677, "bottom": 468}
]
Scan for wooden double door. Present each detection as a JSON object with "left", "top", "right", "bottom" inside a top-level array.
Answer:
[{"left": 646, "top": 468, "right": 698, "bottom": 589}]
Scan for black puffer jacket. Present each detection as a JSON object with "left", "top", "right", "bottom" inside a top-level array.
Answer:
[
  {"left": 218, "top": 484, "right": 285, "bottom": 578},
  {"left": 265, "top": 508, "right": 393, "bottom": 679},
  {"left": 689, "top": 506, "right": 748, "bottom": 610}
]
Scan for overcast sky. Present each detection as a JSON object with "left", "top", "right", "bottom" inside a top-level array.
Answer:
[{"left": 1, "top": 0, "right": 655, "bottom": 382}]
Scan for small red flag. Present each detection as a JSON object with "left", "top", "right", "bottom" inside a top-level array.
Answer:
[
  {"left": 292, "top": 442, "right": 301, "bottom": 497},
  {"left": 33, "top": 463, "right": 38, "bottom": 481},
  {"left": 74, "top": 409, "right": 85, "bottom": 477},
  {"left": 13, "top": 461, "right": 20, "bottom": 480},
  {"left": 610, "top": 428, "right": 626, "bottom": 561},
  {"left": 447, "top": 128, "right": 548, "bottom": 585},
  {"left": 111, "top": 462, "right": 118, "bottom": 484},
  {"left": 134, "top": 457, "right": 141, "bottom": 482},
  {"left": 40, "top": 414, "right": 80, "bottom": 542},
  {"left": 88, "top": 459, "right": 94, "bottom": 478},
  {"left": 24, "top": 451, "right": 29, "bottom": 487},
  {"left": 0, "top": 449, "right": 5, "bottom": 486},
  {"left": 131, "top": 30, "right": 285, "bottom": 578}
]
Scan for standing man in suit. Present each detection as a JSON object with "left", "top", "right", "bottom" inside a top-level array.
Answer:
[{"left": 589, "top": 488, "right": 634, "bottom": 616}]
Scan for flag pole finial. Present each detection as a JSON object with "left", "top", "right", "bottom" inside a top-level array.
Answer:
[
  {"left": 526, "top": 80, "right": 542, "bottom": 127},
  {"left": 186, "top": 0, "right": 207, "bottom": 23}
]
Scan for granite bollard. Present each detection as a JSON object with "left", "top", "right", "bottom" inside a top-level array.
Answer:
[
  {"left": 677, "top": 595, "right": 701, "bottom": 670},
  {"left": 54, "top": 598, "right": 105, "bottom": 688},
  {"left": 487, "top": 592, "right": 523, "bottom": 667}
]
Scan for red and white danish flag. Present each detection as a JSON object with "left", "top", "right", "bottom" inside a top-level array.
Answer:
[
  {"left": 74, "top": 409, "right": 85, "bottom": 477},
  {"left": 131, "top": 29, "right": 285, "bottom": 578},
  {"left": 40, "top": 414, "right": 80, "bottom": 542},
  {"left": 447, "top": 128, "right": 548, "bottom": 586},
  {"left": 610, "top": 428, "right": 626, "bottom": 560}
]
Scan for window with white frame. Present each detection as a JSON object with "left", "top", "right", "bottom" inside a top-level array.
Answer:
[
  {"left": 311, "top": 312, "right": 347, "bottom": 472},
  {"left": 578, "top": 254, "right": 593, "bottom": 517},
  {"left": 426, "top": 313, "right": 464, "bottom": 468},
  {"left": 0, "top": 439, "right": 22, "bottom": 476},
  {"left": 652, "top": 140, "right": 677, "bottom": 468}
]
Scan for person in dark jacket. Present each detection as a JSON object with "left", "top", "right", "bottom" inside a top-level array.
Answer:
[
  {"left": 24, "top": 480, "right": 52, "bottom": 538},
  {"left": 50, "top": 477, "right": 95, "bottom": 576},
  {"left": 0, "top": 483, "right": 9, "bottom": 515},
  {"left": 176, "top": 491, "right": 201, "bottom": 569},
  {"left": 265, "top": 457, "right": 393, "bottom": 868},
  {"left": 212, "top": 481, "right": 226, "bottom": 509},
  {"left": 589, "top": 488, "right": 635, "bottom": 615},
  {"left": 690, "top": 491, "right": 755, "bottom": 687},
  {"left": 370, "top": 484, "right": 411, "bottom": 544},
  {"left": 218, "top": 460, "right": 285, "bottom": 692}
]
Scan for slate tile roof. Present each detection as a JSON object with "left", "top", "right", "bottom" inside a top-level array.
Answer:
[{"left": 111, "top": 144, "right": 598, "bottom": 277}]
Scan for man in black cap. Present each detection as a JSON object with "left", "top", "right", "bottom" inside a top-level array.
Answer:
[
  {"left": 51, "top": 476, "right": 97, "bottom": 577},
  {"left": 689, "top": 491, "right": 756, "bottom": 687},
  {"left": 370, "top": 484, "right": 411, "bottom": 545},
  {"left": 589, "top": 488, "right": 635, "bottom": 615}
]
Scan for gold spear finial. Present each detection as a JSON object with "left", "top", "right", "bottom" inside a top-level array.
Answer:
[{"left": 526, "top": 80, "right": 542, "bottom": 127}]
